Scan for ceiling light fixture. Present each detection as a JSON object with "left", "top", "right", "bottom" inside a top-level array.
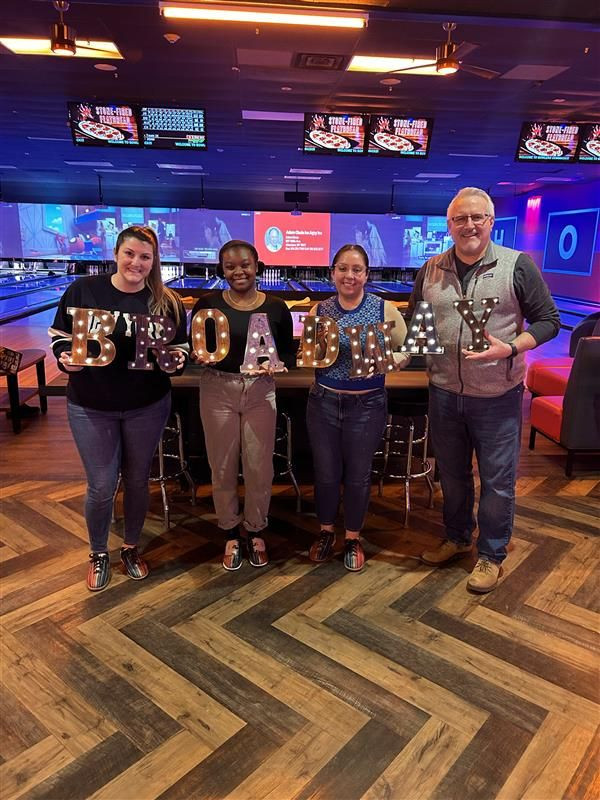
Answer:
[
  {"left": 51, "top": 1, "right": 76, "bottom": 56},
  {"left": 0, "top": 37, "right": 122, "bottom": 58},
  {"left": 159, "top": 2, "right": 367, "bottom": 29}
]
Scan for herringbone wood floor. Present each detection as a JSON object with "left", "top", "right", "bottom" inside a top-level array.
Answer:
[{"left": 1, "top": 397, "right": 598, "bottom": 800}]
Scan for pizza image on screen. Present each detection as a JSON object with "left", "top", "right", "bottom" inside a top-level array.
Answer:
[
  {"left": 584, "top": 139, "right": 600, "bottom": 157},
  {"left": 374, "top": 132, "right": 415, "bottom": 152},
  {"left": 525, "top": 138, "right": 563, "bottom": 158},
  {"left": 78, "top": 120, "right": 125, "bottom": 142},
  {"left": 309, "top": 129, "right": 351, "bottom": 149}
]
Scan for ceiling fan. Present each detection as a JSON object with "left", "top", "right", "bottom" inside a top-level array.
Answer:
[
  {"left": 386, "top": 22, "right": 501, "bottom": 80},
  {"left": 0, "top": 0, "right": 122, "bottom": 59}
]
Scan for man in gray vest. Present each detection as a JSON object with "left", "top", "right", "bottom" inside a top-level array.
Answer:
[{"left": 412, "top": 187, "right": 560, "bottom": 592}]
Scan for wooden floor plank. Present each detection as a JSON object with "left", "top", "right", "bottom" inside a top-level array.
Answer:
[
  {"left": 360, "top": 718, "right": 471, "bottom": 800},
  {"left": 496, "top": 714, "right": 595, "bottom": 800},
  {"left": 0, "top": 736, "right": 73, "bottom": 800}
]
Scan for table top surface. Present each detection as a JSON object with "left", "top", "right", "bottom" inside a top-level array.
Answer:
[{"left": 45, "top": 364, "right": 429, "bottom": 392}]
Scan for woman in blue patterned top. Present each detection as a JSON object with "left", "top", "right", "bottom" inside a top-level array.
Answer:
[{"left": 306, "top": 244, "right": 408, "bottom": 571}]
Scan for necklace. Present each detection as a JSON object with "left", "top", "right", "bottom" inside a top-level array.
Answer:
[{"left": 225, "top": 289, "right": 262, "bottom": 309}]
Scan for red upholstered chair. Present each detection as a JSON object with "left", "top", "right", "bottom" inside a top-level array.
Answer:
[
  {"left": 529, "top": 337, "right": 600, "bottom": 476},
  {"left": 526, "top": 357, "right": 573, "bottom": 397}
]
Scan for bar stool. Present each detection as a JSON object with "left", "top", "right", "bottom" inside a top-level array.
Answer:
[
  {"left": 274, "top": 411, "right": 302, "bottom": 512},
  {"left": 372, "top": 414, "right": 434, "bottom": 526},
  {"left": 0, "top": 349, "right": 47, "bottom": 433},
  {"left": 113, "top": 411, "right": 196, "bottom": 530}
]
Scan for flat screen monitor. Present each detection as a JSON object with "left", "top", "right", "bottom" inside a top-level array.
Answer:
[
  {"left": 303, "top": 113, "right": 367, "bottom": 155},
  {"left": 367, "top": 116, "right": 433, "bottom": 157},
  {"left": 576, "top": 123, "right": 600, "bottom": 162},
  {"left": 68, "top": 102, "right": 141, "bottom": 147},
  {"left": 140, "top": 106, "right": 207, "bottom": 149},
  {"left": 516, "top": 121, "right": 580, "bottom": 162}
]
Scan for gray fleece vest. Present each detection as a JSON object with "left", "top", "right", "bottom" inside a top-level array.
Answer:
[{"left": 422, "top": 242, "right": 526, "bottom": 397}]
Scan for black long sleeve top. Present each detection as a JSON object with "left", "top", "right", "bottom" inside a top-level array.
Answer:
[
  {"left": 189, "top": 292, "right": 296, "bottom": 373},
  {"left": 49, "top": 273, "right": 188, "bottom": 411}
]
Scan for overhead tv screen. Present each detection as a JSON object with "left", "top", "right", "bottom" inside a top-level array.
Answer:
[
  {"left": 367, "top": 116, "right": 433, "bottom": 157},
  {"left": 68, "top": 102, "right": 141, "bottom": 147},
  {"left": 516, "top": 121, "right": 580, "bottom": 162},
  {"left": 140, "top": 106, "right": 207, "bottom": 150},
  {"left": 303, "top": 113, "right": 367, "bottom": 155},
  {"left": 576, "top": 124, "right": 600, "bottom": 162}
]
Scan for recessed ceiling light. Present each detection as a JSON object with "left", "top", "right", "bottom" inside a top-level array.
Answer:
[
  {"left": 289, "top": 168, "right": 332, "bottom": 175},
  {"left": 157, "top": 163, "right": 204, "bottom": 169},
  {"left": 94, "top": 63, "right": 117, "bottom": 71},
  {"left": 217, "top": 148, "right": 224, "bottom": 153},
  {"left": 281, "top": 86, "right": 292, "bottom": 92},
  {"left": 64, "top": 160, "right": 114, "bottom": 167},
  {"left": 552, "top": 98, "right": 566, "bottom": 103},
  {"left": 416, "top": 172, "right": 460, "bottom": 178},
  {"left": 448, "top": 153, "right": 498, "bottom": 158},
  {"left": 380, "top": 78, "right": 401, "bottom": 86},
  {"left": 497, "top": 181, "right": 514, "bottom": 185}
]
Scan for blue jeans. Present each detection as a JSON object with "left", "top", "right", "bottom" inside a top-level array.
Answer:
[
  {"left": 67, "top": 394, "right": 171, "bottom": 552},
  {"left": 306, "top": 385, "right": 387, "bottom": 532},
  {"left": 428, "top": 383, "right": 524, "bottom": 564}
]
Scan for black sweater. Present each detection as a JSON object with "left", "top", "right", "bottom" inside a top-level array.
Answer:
[
  {"left": 50, "top": 274, "right": 187, "bottom": 411},
  {"left": 189, "top": 292, "right": 296, "bottom": 373}
]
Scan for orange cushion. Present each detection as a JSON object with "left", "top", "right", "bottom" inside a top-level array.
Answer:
[
  {"left": 529, "top": 366, "right": 571, "bottom": 396},
  {"left": 531, "top": 395, "right": 564, "bottom": 442}
]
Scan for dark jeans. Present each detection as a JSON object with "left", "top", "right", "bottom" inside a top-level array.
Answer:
[
  {"left": 428, "top": 383, "right": 524, "bottom": 564},
  {"left": 67, "top": 393, "right": 171, "bottom": 553},
  {"left": 306, "top": 384, "right": 387, "bottom": 532}
]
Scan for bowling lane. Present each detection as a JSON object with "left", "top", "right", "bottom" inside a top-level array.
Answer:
[
  {"left": 0, "top": 278, "right": 79, "bottom": 324},
  {"left": 168, "top": 277, "right": 220, "bottom": 290},
  {"left": 0, "top": 276, "right": 77, "bottom": 300}
]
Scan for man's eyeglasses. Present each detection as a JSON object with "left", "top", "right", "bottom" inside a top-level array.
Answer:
[{"left": 450, "top": 213, "right": 492, "bottom": 227}]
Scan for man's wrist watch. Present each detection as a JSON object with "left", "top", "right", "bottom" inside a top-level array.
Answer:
[{"left": 507, "top": 342, "right": 518, "bottom": 359}]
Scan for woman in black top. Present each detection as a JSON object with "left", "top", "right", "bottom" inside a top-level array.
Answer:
[
  {"left": 190, "top": 240, "right": 295, "bottom": 571},
  {"left": 50, "top": 225, "right": 187, "bottom": 591}
]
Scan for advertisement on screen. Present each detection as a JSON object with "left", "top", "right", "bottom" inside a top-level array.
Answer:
[
  {"left": 516, "top": 121, "right": 580, "bottom": 162},
  {"left": 367, "top": 116, "right": 433, "bottom": 158},
  {"left": 68, "top": 102, "right": 141, "bottom": 147},
  {"left": 254, "top": 212, "right": 331, "bottom": 266},
  {"left": 576, "top": 124, "right": 600, "bottom": 163},
  {"left": 303, "top": 113, "right": 367, "bottom": 155}
]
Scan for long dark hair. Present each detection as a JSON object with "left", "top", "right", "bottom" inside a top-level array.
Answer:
[
  {"left": 115, "top": 225, "right": 181, "bottom": 323},
  {"left": 331, "top": 243, "right": 369, "bottom": 271}
]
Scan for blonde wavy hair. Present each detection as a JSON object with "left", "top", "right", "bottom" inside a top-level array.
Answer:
[{"left": 114, "top": 225, "right": 182, "bottom": 324}]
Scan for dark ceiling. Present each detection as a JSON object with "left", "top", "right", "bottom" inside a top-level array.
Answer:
[{"left": 1, "top": 0, "right": 599, "bottom": 214}]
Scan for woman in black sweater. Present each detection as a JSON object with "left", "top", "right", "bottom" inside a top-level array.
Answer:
[
  {"left": 189, "top": 240, "right": 295, "bottom": 571},
  {"left": 50, "top": 225, "right": 187, "bottom": 591}
]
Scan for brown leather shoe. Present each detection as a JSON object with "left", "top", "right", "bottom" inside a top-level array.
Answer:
[
  {"left": 421, "top": 539, "right": 473, "bottom": 566},
  {"left": 309, "top": 530, "right": 335, "bottom": 562},
  {"left": 467, "top": 558, "right": 502, "bottom": 593}
]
